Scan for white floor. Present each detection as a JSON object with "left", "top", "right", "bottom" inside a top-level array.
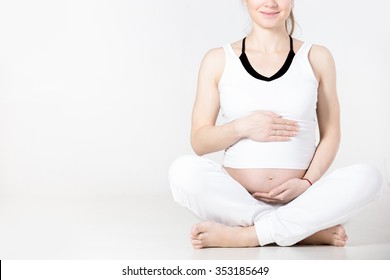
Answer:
[{"left": 0, "top": 189, "right": 389, "bottom": 260}]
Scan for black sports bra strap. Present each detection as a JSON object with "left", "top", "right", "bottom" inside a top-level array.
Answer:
[
  {"left": 241, "top": 37, "right": 246, "bottom": 54},
  {"left": 239, "top": 36, "right": 295, "bottom": 82}
]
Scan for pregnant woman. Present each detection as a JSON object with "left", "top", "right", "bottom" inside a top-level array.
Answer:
[{"left": 169, "top": 0, "right": 382, "bottom": 248}]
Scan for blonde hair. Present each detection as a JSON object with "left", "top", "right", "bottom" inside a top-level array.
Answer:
[{"left": 286, "top": 10, "right": 295, "bottom": 35}]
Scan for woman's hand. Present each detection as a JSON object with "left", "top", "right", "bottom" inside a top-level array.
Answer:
[
  {"left": 235, "top": 111, "right": 299, "bottom": 142},
  {"left": 252, "top": 178, "right": 311, "bottom": 204}
]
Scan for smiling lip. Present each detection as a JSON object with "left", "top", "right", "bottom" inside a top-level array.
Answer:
[{"left": 260, "top": 11, "right": 279, "bottom": 16}]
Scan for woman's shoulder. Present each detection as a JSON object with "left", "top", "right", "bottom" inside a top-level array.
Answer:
[
  {"left": 202, "top": 38, "right": 242, "bottom": 62},
  {"left": 199, "top": 46, "right": 227, "bottom": 77},
  {"left": 202, "top": 47, "right": 225, "bottom": 63},
  {"left": 307, "top": 43, "right": 336, "bottom": 82},
  {"left": 293, "top": 37, "right": 332, "bottom": 58},
  {"left": 196, "top": 47, "right": 225, "bottom": 83},
  {"left": 199, "top": 39, "right": 242, "bottom": 82},
  {"left": 308, "top": 43, "right": 335, "bottom": 64}
]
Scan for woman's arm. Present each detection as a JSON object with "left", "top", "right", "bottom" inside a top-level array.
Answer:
[
  {"left": 190, "top": 48, "right": 241, "bottom": 155},
  {"left": 191, "top": 48, "right": 299, "bottom": 156},
  {"left": 303, "top": 45, "right": 340, "bottom": 183}
]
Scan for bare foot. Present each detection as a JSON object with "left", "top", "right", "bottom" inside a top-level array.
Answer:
[
  {"left": 190, "top": 221, "right": 259, "bottom": 249},
  {"left": 299, "top": 225, "right": 348, "bottom": 247}
]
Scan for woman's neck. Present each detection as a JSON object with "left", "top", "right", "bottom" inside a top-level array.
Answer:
[{"left": 246, "top": 27, "right": 290, "bottom": 54}]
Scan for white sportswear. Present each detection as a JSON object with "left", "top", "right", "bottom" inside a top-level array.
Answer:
[
  {"left": 169, "top": 155, "right": 382, "bottom": 246},
  {"left": 220, "top": 42, "right": 318, "bottom": 169}
]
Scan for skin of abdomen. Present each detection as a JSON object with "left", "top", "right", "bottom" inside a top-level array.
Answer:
[{"left": 224, "top": 167, "right": 306, "bottom": 194}]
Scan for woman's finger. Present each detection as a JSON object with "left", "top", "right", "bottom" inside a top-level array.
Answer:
[
  {"left": 272, "top": 117, "right": 298, "bottom": 126},
  {"left": 272, "top": 123, "right": 299, "bottom": 132}
]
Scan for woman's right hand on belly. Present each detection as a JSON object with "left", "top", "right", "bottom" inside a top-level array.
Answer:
[
  {"left": 252, "top": 178, "right": 311, "bottom": 204},
  {"left": 234, "top": 110, "right": 299, "bottom": 142}
]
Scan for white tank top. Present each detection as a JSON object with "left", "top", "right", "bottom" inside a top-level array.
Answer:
[{"left": 219, "top": 41, "right": 318, "bottom": 169}]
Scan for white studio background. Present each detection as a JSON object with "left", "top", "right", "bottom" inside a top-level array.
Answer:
[{"left": 0, "top": 0, "right": 389, "bottom": 199}]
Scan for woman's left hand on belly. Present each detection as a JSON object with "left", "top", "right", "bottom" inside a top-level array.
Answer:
[{"left": 252, "top": 178, "right": 311, "bottom": 204}]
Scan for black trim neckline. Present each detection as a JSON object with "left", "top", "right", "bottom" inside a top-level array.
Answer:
[{"left": 239, "top": 36, "right": 295, "bottom": 82}]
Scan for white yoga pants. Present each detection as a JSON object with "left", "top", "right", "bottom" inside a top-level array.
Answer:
[{"left": 169, "top": 155, "right": 382, "bottom": 246}]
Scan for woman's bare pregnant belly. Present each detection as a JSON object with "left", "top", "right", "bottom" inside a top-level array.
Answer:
[{"left": 224, "top": 167, "right": 306, "bottom": 194}]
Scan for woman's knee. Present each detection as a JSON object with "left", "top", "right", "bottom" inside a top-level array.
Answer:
[
  {"left": 169, "top": 155, "right": 202, "bottom": 182},
  {"left": 168, "top": 154, "right": 210, "bottom": 196}
]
